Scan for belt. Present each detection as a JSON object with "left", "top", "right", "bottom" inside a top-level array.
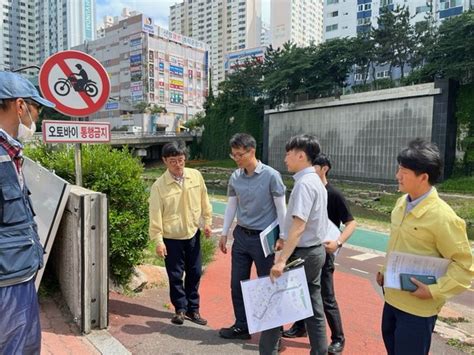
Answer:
[
  {"left": 295, "top": 244, "right": 322, "bottom": 250},
  {"left": 238, "top": 225, "right": 263, "bottom": 235}
]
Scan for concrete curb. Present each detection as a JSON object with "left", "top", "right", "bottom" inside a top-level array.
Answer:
[{"left": 86, "top": 330, "right": 131, "bottom": 355}]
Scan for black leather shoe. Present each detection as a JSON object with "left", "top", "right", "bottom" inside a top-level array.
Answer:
[
  {"left": 171, "top": 311, "right": 185, "bottom": 325},
  {"left": 328, "top": 340, "right": 345, "bottom": 354},
  {"left": 219, "top": 325, "right": 251, "bottom": 340},
  {"left": 185, "top": 311, "right": 208, "bottom": 325},
  {"left": 282, "top": 325, "right": 307, "bottom": 338}
]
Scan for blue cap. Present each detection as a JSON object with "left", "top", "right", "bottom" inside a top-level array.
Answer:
[{"left": 0, "top": 71, "right": 55, "bottom": 108}]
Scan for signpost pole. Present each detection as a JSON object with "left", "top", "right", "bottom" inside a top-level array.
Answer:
[{"left": 74, "top": 143, "right": 83, "bottom": 186}]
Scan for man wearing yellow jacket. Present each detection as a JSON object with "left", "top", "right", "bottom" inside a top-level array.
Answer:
[
  {"left": 377, "top": 138, "right": 473, "bottom": 355},
  {"left": 149, "top": 141, "right": 212, "bottom": 326}
]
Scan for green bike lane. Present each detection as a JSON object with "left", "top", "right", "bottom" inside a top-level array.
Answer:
[{"left": 211, "top": 200, "right": 389, "bottom": 252}]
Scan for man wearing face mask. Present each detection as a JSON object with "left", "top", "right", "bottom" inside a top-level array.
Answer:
[{"left": 0, "top": 71, "right": 55, "bottom": 354}]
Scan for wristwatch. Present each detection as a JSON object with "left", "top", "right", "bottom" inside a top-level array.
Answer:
[{"left": 336, "top": 240, "right": 343, "bottom": 248}]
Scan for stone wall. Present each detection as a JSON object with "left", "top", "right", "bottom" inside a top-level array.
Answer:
[{"left": 264, "top": 81, "right": 456, "bottom": 183}]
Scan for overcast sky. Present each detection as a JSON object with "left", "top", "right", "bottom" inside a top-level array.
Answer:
[{"left": 96, "top": 0, "right": 271, "bottom": 29}]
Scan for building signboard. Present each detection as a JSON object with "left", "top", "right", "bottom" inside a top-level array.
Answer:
[
  {"left": 170, "top": 64, "right": 183, "bottom": 76},
  {"left": 142, "top": 16, "right": 155, "bottom": 35}
]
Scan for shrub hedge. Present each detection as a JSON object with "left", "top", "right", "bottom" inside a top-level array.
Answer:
[{"left": 25, "top": 144, "right": 149, "bottom": 285}]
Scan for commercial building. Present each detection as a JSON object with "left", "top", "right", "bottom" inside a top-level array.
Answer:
[
  {"left": 0, "top": 0, "right": 95, "bottom": 75},
  {"left": 169, "top": 0, "right": 262, "bottom": 91},
  {"left": 96, "top": 7, "right": 141, "bottom": 39},
  {"left": 74, "top": 14, "right": 209, "bottom": 132},
  {"left": 270, "top": 0, "right": 324, "bottom": 49}
]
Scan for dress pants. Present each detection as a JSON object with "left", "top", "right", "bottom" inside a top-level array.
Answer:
[
  {"left": 382, "top": 302, "right": 437, "bottom": 355},
  {"left": 291, "top": 251, "right": 345, "bottom": 343},
  {"left": 163, "top": 229, "right": 202, "bottom": 313},
  {"left": 260, "top": 244, "right": 327, "bottom": 355},
  {"left": 231, "top": 225, "right": 274, "bottom": 330}
]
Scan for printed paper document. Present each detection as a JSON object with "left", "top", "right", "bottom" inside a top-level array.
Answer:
[
  {"left": 241, "top": 267, "right": 313, "bottom": 334},
  {"left": 384, "top": 251, "right": 450, "bottom": 289}
]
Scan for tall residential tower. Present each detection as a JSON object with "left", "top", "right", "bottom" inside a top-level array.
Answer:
[
  {"left": 0, "top": 0, "right": 95, "bottom": 75},
  {"left": 324, "top": 0, "right": 472, "bottom": 41},
  {"left": 169, "top": 0, "right": 262, "bottom": 90},
  {"left": 271, "top": 0, "right": 324, "bottom": 49}
]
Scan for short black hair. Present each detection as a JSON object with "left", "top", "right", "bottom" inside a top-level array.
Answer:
[
  {"left": 397, "top": 138, "right": 442, "bottom": 185},
  {"left": 162, "top": 141, "right": 187, "bottom": 158},
  {"left": 313, "top": 153, "right": 332, "bottom": 172},
  {"left": 285, "top": 134, "right": 321, "bottom": 163},
  {"left": 229, "top": 133, "right": 256, "bottom": 150}
]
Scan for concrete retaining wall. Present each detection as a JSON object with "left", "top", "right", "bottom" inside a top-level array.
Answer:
[{"left": 264, "top": 80, "right": 457, "bottom": 183}]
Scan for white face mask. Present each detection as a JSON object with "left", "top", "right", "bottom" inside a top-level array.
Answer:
[{"left": 17, "top": 104, "right": 36, "bottom": 140}]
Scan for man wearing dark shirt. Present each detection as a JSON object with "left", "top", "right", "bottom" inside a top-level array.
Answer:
[{"left": 282, "top": 154, "right": 357, "bottom": 354}]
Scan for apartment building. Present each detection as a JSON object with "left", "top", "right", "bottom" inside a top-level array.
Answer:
[
  {"left": 74, "top": 14, "right": 209, "bottom": 131},
  {"left": 271, "top": 0, "right": 324, "bottom": 49},
  {"left": 169, "top": 0, "right": 262, "bottom": 91},
  {"left": 0, "top": 0, "right": 95, "bottom": 75},
  {"left": 324, "top": 0, "right": 472, "bottom": 41}
]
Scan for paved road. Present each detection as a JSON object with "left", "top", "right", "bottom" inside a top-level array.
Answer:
[{"left": 211, "top": 200, "right": 474, "bottom": 308}]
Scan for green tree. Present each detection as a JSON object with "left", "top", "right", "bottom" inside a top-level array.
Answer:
[
  {"left": 134, "top": 102, "right": 167, "bottom": 114},
  {"left": 262, "top": 43, "right": 312, "bottom": 105},
  {"left": 426, "top": 10, "right": 474, "bottom": 83},
  {"left": 372, "top": 5, "right": 414, "bottom": 79},
  {"left": 308, "top": 38, "right": 355, "bottom": 97},
  {"left": 409, "top": 11, "right": 437, "bottom": 71},
  {"left": 351, "top": 33, "right": 376, "bottom": 85}
]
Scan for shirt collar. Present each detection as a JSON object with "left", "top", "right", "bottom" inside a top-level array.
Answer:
[
  {"left": 0, "top": 129, "right": 23, "bottom": 159},
  {"left": 242, "top": 160, "right": 263, "bottom": 175},
  {"left": 405, "top": 187, "right": 432, "bottom": 213},
  {"left": 164, "top": 169, "right": 185, "bottom": 185},
  {"left": 293, "top": 166, "right": 315, "bottom": 181},
  {"left": 0, "top": 129, "right": 23, "bottom": 149}
]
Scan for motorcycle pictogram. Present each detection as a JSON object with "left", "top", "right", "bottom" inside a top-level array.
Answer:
[{"left": 53, "top": 64, "right": 98, "bottom": 97}]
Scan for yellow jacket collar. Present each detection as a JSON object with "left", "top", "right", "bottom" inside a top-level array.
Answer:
[{"left": 400, "top": 187, "right": 439, "bottom": 219}]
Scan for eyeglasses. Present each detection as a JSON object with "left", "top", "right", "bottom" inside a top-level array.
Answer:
[
  {"left": 24, "top": 98, "right": 43, "bottom": 115},
  {"left": 229, "top": 150, "right": 251, "bottom": 160},
  {"left": 166, "top": 157, "right": 185, "bottom": 166}
]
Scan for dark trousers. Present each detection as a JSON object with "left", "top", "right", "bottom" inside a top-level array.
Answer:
[
  {"left": 260, "top": 245, "right": 327, "bottom": 355},
  {"left": 231, "top": 225, "right": 274, "bottom": 330},
  {"left": 382, "top": 302, "right": 437, "bottom": 355},
  {"left": 292, "top": 252, "right": 345, "bottom": 342},
  {"left": 163, "top": 230, "right": 202, "bottom": 313},
  {"left": 0, "top": 279, "right": 41, "bottom": 355}
]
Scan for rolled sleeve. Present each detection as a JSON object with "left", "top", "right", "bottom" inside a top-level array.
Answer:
[
  {"left": 148, "top": 183, "right": 164, "bottom": 246},
  {"left": 290, "top": 182, "right": 314, "bottom": 223},
  {"left": 270, "top": 171, "right": 286, "bottom": 197}
]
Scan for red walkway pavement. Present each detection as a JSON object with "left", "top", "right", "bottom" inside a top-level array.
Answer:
[{"left": 200, "top": 246, "right": 386, "bottom": 354}]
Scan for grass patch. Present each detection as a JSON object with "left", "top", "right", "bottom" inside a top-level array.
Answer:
[
  {"left": 446, "top": 338, "right": 474, "bottom": 353},
  {"left": 187, "top": 159, "right": 236, "bottom": 169},
  {"left": 143, "top": 232, "right": 217, "bottom": 268},
  {"left": 438, "top": 176, "right": 474, "bottom": 194},
  {"left": 439, "top": 316, "right": 469, "bottom": 326}
]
